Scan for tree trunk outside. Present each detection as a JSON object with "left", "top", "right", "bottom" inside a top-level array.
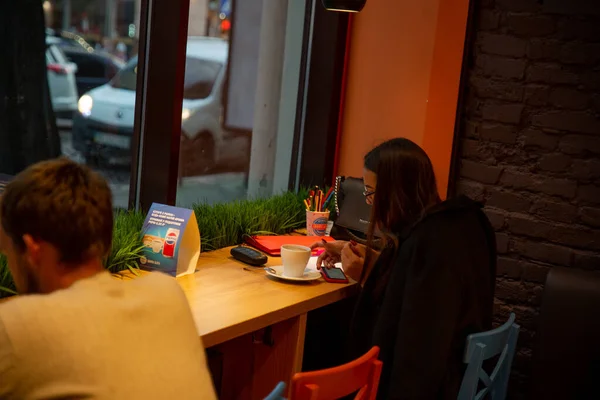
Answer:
[{"left": 0, "top": 0, "right": 62, "bottom": 175}]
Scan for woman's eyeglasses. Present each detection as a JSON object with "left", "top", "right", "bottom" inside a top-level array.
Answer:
[{"left": 363, "top": 189, "right": 376, "bottom": 197}]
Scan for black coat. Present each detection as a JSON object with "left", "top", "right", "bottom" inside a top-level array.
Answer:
[{"left": 349, "top": 196, "right": 497, "bottom": 400}]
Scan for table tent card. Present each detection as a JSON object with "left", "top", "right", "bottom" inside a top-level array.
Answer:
[{"left": 140, "top": 203, "right": 200, "bottom": 277}]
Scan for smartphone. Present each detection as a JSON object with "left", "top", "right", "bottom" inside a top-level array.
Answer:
[{"left": 320, "top": 266, "right": 349, "bottom": 284}]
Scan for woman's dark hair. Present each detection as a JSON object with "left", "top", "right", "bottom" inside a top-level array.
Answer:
[{"left": 364, "top": 138, "right": 441, "bottom": 254}]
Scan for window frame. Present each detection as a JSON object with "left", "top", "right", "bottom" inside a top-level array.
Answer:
[
  {"left": 288, "top": 3, "right": 350, "bottom": 190},
  {"left": 129, "top": 0, "right": 349, "bottom": 210},
  {"left": 129, "top": 0, "right": 190, "bottom": 210}
]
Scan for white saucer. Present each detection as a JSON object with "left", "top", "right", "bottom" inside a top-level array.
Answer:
[{"left": 264, "top": 266, "right": 322, "bottom": 282}]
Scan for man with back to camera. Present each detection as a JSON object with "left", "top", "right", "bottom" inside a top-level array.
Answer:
[{"left": 0, "top": 158, "right": 217, "bottom": 399}]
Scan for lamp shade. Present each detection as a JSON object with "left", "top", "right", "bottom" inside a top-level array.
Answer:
[{"left": 322, "top": 0, "right": 366, "bottom": 12}]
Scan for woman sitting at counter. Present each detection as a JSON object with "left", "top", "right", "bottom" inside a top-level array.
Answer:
[{"left": 313, "top": 138, "right": 497, "bottom": 399}]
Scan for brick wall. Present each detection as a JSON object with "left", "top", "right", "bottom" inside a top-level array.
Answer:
[{"left": 454, "top": 0, "right": 600, "bottom": 397}]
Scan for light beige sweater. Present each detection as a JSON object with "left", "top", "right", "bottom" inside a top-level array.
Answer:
[{"left": 0, "top": 272, "right": 217, "bottom": 400}]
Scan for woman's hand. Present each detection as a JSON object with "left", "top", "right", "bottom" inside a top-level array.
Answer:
[
  {"left": 310, "top": 240, "right": 347, "bottom": 269},
  {"left": 341, "top": 242, "right": 366, "bottom": 282}
]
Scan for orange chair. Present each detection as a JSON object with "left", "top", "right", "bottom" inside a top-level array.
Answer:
[{"left": 290, "top": 346, "right": 383, "bottom": 400}]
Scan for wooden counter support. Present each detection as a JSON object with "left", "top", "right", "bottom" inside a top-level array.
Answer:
[
  {"left": 214, "top": 314, "right": 307, "bottom": 399},
  {"left": 120, "top": 247, "right": 358, "bottom": 400}
]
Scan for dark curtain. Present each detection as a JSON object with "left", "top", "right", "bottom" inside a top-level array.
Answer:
[{"left": 0, "top": 0, "right": 62, "bottom": 175}]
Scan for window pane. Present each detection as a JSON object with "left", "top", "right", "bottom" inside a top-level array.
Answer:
[
  {"left": 176, "top": 0, "right": 305, "bottom": 207},
  {"left": 46, "top": 47, "right": 57, "bottom": 64},
  {"left": 105, "top": 59, "right": 122, "bottom": 80},
  {"left": 50, "top": 45, "right": 69, "bottom": 64},
  {"left": 183, "top": 57, "right": 222, "bottom": 100},
  {"left": 0, "top": 1, "right": 144, "bottom": 209},
  {"left": 110, "top": 58, "right": 138, "bottom": 91},
  {"left": 65, "top": 53, "right": 105, "bottom": 78}
]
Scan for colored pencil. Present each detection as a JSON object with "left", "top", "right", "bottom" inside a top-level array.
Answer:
[
  {"left": 324, "top": 192, "right": 333, "bottom": 209},
  {"left": 316, "top": 192, "right": 322, "bottom": 212},
  {"left": 320, "top": 190, "right": 325, "bottom": 211},
  {"left": 324, "top": 187, "right": 333, "bottom": 204}
]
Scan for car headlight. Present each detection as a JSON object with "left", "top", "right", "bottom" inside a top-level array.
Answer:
[
  {"left": 182, "top": 107, "right": 192, "bottom": 121},
  {"left": 78, "top": 95, "right": 93, "bottom": 117}
]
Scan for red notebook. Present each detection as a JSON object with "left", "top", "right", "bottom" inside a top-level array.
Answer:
[{"left": 244, "top": 235, "right": 334, "bottom": 257}]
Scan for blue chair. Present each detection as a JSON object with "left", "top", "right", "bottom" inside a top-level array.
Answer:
[
  {"left": 264, "top": 381, "right": 286, "bottom": 400},
  {"left": 457, "top": 313, "right": 520, "bottom": 400}
]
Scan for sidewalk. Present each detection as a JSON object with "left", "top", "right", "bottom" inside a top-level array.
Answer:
[
  {"left": 110, "top": 172, "right": 248, "bottom": 208},
  {"left": 60, "top": 130, "right": 249, "bottom": 208}
]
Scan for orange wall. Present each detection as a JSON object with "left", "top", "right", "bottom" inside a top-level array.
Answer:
[{"left": 337, "top": 0, "right": 470, "bottom": 196}]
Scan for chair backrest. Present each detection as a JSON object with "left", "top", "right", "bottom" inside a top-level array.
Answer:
[
  {"left": 458, "top": 313, "right": 520, "bottom": 400},
  {"left": 264, "top": 381, "right": 286, "bottom": 400},
  {"left": 290, "top": 346, "right": 383, "bottom": 400},
  {"left": 531, "top": 267, "right": 600, "bottom": 400}
]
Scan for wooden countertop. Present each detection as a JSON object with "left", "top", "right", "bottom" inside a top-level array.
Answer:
[{"left": 120, "top": 247, "right": 358, "bottom": 348}]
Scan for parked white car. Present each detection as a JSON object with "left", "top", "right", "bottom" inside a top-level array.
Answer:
[
  {"left": 72, "top": 37, "right": 229, "bottom": 171},
  {"left": 46, "top": 36, "right": 78, "bottom": 125}
]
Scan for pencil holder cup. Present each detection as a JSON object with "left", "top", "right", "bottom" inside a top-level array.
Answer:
[{"left": 306, "top": 211, "right": 330, "bottom": 237}]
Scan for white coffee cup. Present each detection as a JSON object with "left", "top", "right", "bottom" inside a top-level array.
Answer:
[{"left": 281, "top": 245, "right": 311, "bottom": 278}]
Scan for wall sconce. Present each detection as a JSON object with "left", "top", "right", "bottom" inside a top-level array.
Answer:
[{"left": 322, "top": 0, "right": 366, "bottom": 12}]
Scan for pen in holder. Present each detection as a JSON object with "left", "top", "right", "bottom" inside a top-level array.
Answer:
[{"left": 304, "top": 186, "right": 332, "bottom": 236}]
